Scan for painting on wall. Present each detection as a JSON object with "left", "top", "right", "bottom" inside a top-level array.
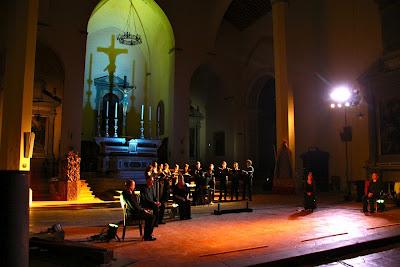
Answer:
[
  {"left": 379, "top": 98, "right": 400, "bottom": 155},
  {"left": 31, "top": 115, "right": 48, "bottom": 157}
]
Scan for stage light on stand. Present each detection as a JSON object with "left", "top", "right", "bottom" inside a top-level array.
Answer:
[
  {"left": 329, "top": 84, "right": 357, "bottom": 201},
  {"left": 330, "top": 85, "right": 352, "bottom": 103},
  {"left": 330, "top": 103, "right": 336, "bottom": 108}
]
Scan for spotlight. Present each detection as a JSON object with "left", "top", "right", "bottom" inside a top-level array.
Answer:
[
  {"left": 330, "top": 103, "right": 336, "bottom": 108},
  {"left": 337, "top": 103, "right": 342, "bottom": 108},
  {"left": 330, "top": 85, "right": 352, "bottom": 103},
  {"left": 345, "top": 102, "right": 350, "bottom": 107}
]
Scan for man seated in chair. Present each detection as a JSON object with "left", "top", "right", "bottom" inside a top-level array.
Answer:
[
  {"left": 363, "top": 171, "right": 383, "bottom": 213},
  {"left": 141, "top": 176, "right": 166, "bottom": 226},
  {"left": 122, "top": 180, "right": 156, "bottom": 241}
]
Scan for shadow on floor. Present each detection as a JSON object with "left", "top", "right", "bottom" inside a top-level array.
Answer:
[{"left": 288, "top": 210, "right": 313, "bottom": 220}]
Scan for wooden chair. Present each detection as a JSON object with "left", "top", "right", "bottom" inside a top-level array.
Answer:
[{"left": 120, "top": 192, "right": 143, "bottom": 241}]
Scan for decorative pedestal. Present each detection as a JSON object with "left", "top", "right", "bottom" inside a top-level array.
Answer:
[{"left": 66, "top": 180, "right": 79, "bottom": 201}]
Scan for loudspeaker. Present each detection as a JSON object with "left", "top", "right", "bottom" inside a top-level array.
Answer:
[{"left": 340, "top": 126, "right": 352, "bottom": 142}]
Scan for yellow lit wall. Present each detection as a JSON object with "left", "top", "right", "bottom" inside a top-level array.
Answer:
[{"left": 82, "top": 0, "right": 174, "bottom": 139}]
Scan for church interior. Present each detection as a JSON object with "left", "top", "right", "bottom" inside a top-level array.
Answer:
[{"left": 1, "top": 0, "right": 400, "bottom": 266}]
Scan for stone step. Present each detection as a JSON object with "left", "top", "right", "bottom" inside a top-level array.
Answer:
[{"left": 77, "top": 179, "right": 98, "bottom": 202}]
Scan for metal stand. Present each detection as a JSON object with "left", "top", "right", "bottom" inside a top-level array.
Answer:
[
  {"left": 344, "top": 108, "right": 351, "bottom": 201},
  {"left": 213, "top": 201, "right": 253, "bottom": 215}
]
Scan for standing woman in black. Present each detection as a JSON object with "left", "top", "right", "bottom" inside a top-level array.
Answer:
[
  {"left": 304, "top": 171, "right": 317, "bottom": 211},
  {"left": 173, "top": 175, "right": 192, "bottom": 220}
]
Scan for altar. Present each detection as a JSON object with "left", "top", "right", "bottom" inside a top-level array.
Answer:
[
  {"left": 95, "top": 137, "right": 160, "bottom": 183},
  {"left": 82, "top": 35, "right": 163, "bottom": 185}
]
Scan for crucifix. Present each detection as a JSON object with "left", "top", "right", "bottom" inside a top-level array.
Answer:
[
  {"left": 116, "top": 76, "right": 136, "bottom": 136},
  {"left": 97, "top": 34, "right": 128, "bottom": 137},
  {"left": 97, "top": 34, "right": 128, "bottom": 90}
]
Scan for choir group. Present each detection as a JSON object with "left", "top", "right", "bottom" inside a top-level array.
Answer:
[{"left": 122, "top": 159, "right": 255, "bottom": 241}]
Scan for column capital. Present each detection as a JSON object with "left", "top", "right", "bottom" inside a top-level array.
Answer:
[{"left": 271, "top": 0, "right": 288, "bottom": 6}]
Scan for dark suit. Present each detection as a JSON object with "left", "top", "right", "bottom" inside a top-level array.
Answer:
[
  {"left": 230, "top": 169, "right": 241, "bottom": 201},
  {"left": 363, "top": 179, "right": 382, "bottom": 212},
  {"left": 191, "top": 168, "right": 205, "bottom": 204},
  {"left": 122, "top": 190, "right": 154, "bottom": 238},
  {"left": 217, "top": 168, "right": 229, "bottom": 201},
  {"left": 243, "top": 166, "right": 254, "bottom": 200},
  {"left": 141, "top": 185, "right": 165, "bottom": 225}
]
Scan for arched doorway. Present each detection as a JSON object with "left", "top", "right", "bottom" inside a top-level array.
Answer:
[
  {"left": 189, "top": 65, "right": 221, "bottom": 163},
  {"left": 247, "top": 76, "right": 276, "bottom": 187},
  {"left": 257, "top": 78, "right": 276, "bottom": 184}
]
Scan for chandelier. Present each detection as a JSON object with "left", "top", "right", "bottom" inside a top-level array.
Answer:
[
  {"left": 117, "top": 0, "right": 142, "bottom": 46},
  {"left": 117, "top": 31, "right": 142, "bottom": 46}
]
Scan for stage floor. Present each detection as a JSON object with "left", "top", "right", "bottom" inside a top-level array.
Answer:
[{"left": 29, "top": 193, "right": 400, "bottom": 266}]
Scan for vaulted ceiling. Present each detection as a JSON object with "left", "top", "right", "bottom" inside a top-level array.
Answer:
[{"left": 224, "top": 0, "right": 272, "bottom": 31}]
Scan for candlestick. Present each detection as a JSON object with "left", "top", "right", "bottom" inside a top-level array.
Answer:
[
  {"left": 115, "top": 102, "right": 118, "bottom": 118},
  {"left": 114, "top": 118, "right": 118, "bottom": 137},
  {"left": 106, "top": 101, "right": 109, "bottom": 117},
  {"left": 149, "top": 106, "right": 152, "bottom": 121},
  {"left": 140, "top": 120, "right": 144, "bottom": 139},
  {"left": 141, "top": 104, "right": 144, "bottom": 120}
]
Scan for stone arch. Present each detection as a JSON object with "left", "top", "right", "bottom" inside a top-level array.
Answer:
[
  {"left": 190, "top": 64, "right": 221, "bottom": 162},
  {"left": 82, "top": 0, "right": 175, "bottom": 140},
  {"left": 245, "top": 74, "right": 276, "bottom": 184},
  {"left": 31, "top": 42, "right": 65, "bottom": 200}
]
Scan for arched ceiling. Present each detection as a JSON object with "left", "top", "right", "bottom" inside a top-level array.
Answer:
[
  {"left": 224, "top": 0, "right": 272, "bottom": 31},
  {"left": 88, "top": 0, "right": 174, "bottom": 55}
]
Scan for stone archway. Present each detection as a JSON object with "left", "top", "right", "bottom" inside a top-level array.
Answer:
[
  {"left": 189, "top": 64, "right": 221, "bottom": 163},
  {"left": 246, "top": 75, "right": 276, "bottom": 186},
  {"left": 31, "top": 43, "right": 65, "bottom": 200},
  {"left": 82, "top": 0, "right": 175, "bottom": 141}
]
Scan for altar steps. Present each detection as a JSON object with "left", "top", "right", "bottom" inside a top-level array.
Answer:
[
  {"left": 78, "top": 180, "right": 98, "bottom": 202},
  {"left": 82, "top": 174, "right": 124, "bottom": 201}
]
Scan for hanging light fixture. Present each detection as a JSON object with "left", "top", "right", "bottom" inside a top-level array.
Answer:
[{"left": 117, "top": 0, "right": 142, "bottom": 46}]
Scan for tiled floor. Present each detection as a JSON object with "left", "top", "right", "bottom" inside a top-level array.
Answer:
[{"left": 29, "top": 193, "right": 400, "bottom": 266}]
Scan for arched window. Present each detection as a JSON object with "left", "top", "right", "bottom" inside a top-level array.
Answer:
[{"left": 156, "top": 101, "right": 165, "bottom": 136}]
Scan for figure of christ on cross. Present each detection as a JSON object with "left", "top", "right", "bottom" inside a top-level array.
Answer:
[
  {"left": 115, "top": 76, "right": 136, "bottom": 136},
  {"left": 97, "top": 35, "right": 128, "bottom": 78},
  {"left": 116, "top": 76, "right": 135, "bottom": 115}
]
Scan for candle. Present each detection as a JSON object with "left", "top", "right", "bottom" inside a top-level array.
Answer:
[
  {"left": 141, "top": 104, "right": 144, "bottom": 120},
  {"left": 115, "top": 102, "right": 118, "bottom": 118},
  {"left": 106, "top": 101, "right": 109, "bottom": 117},
  {"left": 149, "top": 106, "right": 152, "bottom": 121},
  {"left": 97, "top": 101, "right": 100, "bottom": 116}
]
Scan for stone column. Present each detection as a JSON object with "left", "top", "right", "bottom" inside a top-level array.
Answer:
[
  {"left": 0, "top": 0, "right": 38, "bottom": 266},
  {"left": 170, "top": 49, "right": 190, "bottom": 163},
  {"left": 271, "top": 0, "right": 296, "bottom": 192}
]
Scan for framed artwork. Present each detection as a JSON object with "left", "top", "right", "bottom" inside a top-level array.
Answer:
[
  {"left": 31, "top": 115, "right": 48, "bottom": 157},
  {"left": 379, "top": 98, "right": 400, "bottom": 155}
]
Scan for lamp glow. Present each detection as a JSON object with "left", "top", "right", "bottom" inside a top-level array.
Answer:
[
  {"left": 330, "top": 103, "right": 335, "bottom": 108},
  {"left": 337, "top": 103, "right": 342, "bottom": 108},
  {"left": 330, "top": 85, "right": 352, "bottom": 103}
]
